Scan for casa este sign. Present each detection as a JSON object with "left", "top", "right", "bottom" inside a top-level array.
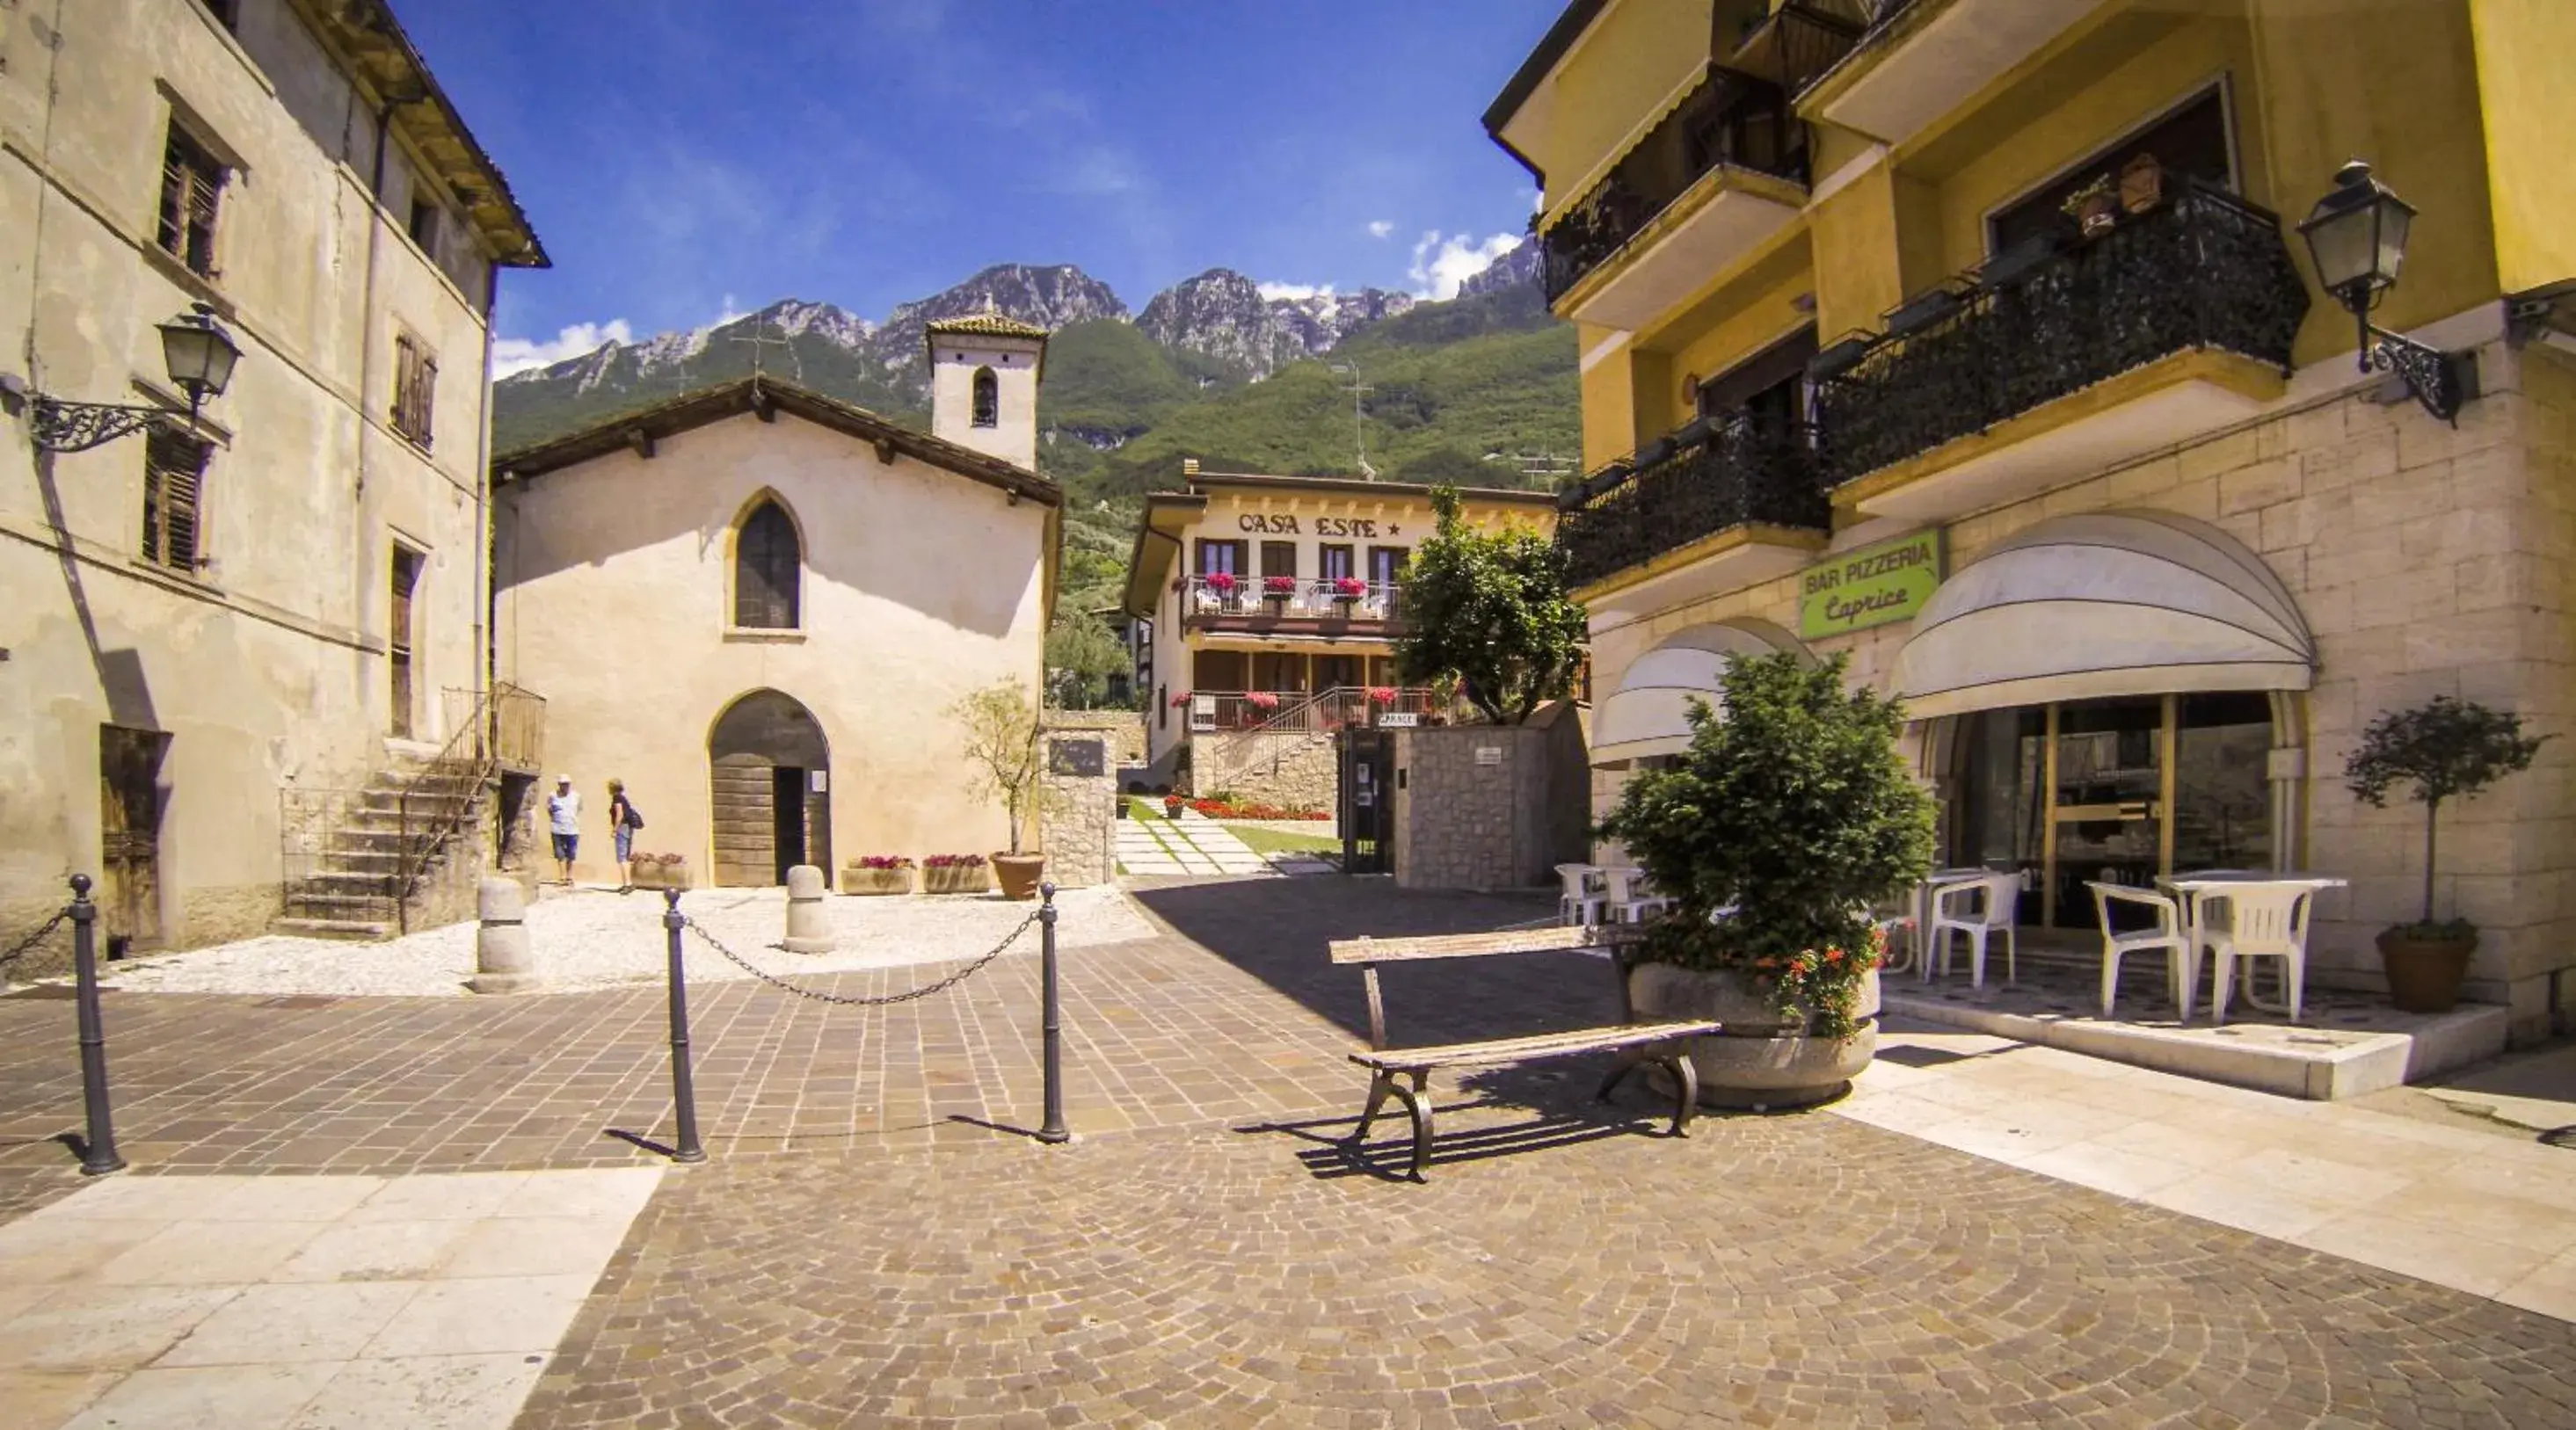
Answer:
[{"left": 1798, "top": 529, "right": 1945, "bottom": 639}]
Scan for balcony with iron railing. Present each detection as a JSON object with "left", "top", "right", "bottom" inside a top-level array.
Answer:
[
  {"left": 1536, "top": 64, "right": 1811, "bottom": 330},
  {"left": 1177, "top": 575, "right": 1407, "bottom": 635},
  {"left": 1811, "top": 178, "right": 2310, "bottom": 522},
  {"left": 1554, "top": 416, "right": 1831, "bottom": 606}
]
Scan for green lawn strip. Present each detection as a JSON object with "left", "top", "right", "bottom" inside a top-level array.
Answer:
[{"left": 1222, "top": 824, "right": 1339, "bottom": 858}]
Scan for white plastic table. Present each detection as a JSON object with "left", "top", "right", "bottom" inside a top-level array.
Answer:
[{"left": 2155, "top": 871, "right": 2347, "bottom": 1017}]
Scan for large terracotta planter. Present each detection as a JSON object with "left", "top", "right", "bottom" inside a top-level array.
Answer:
[
  {"left": 922, "top": 862, "right": 993, "bottom": 896},
  {"left": 842, "top": 866, "right": 912, "bottom": 896},
  {"left": 1627, "top": 964, "right": 1878, "bottom": 1110},
  {"left": 2376, "top": 928, "right": 2477, "bottom": 1013},
  {"left": 993, "top": 853, "right": 1045, "bottom": 902}
]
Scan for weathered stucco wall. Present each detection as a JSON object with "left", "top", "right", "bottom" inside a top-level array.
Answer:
[
  {"left": 493, "top": 411, "right": 1051, "bottom": 884},
  {"left": 1, "top": 0, "right": 503, "bottom": 952},
  {"left": 1394, "top": 714, "right": 1589, "bottom": 892}
]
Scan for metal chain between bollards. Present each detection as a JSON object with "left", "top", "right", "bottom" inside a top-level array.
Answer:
[
  {"left": 678, "top": 909, "right": 1041, "bottom": 1006},
  {"left": 1, "top": 907, "right": 71, "bottom": 970}
]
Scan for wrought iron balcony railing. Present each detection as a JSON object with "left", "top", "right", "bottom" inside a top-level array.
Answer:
[
  {"left": 1554, "top": 419, "right": 1831, "bottom": 590},
  {"left": 1538, "top": 67, "right": 1810, "bottom": 306},
  {"left": 1179, "top": 576, "right": 1403, "bottom": 626},
  {"left": 1811, "top": 179, "right": 2310, "bottom": 489}
]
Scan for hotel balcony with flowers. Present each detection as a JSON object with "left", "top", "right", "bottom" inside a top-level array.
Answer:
[{"left": 1121, "top": 464, "right": 1559, "bottom": 804}]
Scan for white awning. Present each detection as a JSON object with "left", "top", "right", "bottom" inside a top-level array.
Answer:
[
  {"left": 1888, "top": 510, "right": 2315, "bottom": 720},
  {"left": 1592, "top": 620, "right": 1809, "bottom": 765}
]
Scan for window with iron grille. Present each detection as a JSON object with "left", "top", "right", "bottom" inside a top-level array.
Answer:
[
  {"left": 392, "top": 334, "right": 437, "bottom": 449},
  {"left": 141, "top": 429, "right": 210, "bottom": 573},
  {"left": 156, "top": 125, "right": 226, "bottom": 278},
  {"left": 734, "top": 500, "right": 802, "bottom": 628}
]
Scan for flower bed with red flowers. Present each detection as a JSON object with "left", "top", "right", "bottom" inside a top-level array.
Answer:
[
  {"left": 1186, "top": 798, "right": 1329, "bottom": 821},
  {"left": 851, "top": 854, "right": 913, "bottom": 869},
  {"left": 921, "top": 853, "right": 987, "bottom": 867}
]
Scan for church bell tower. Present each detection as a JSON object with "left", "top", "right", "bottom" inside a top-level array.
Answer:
[{"left": 925, "top": 304, "right": 1049, "bottom": 472}]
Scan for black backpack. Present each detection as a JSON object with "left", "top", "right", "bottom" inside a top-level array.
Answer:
[{"left": 622, "top": 801, "right": 645, "bottom": 831}]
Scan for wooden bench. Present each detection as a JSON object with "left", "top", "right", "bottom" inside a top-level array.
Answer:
[{"left": 1326, "top": 925, "right": 1723, "bottom": 1181}]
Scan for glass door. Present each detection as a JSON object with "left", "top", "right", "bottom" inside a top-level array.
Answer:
[{"left": 2043, "top": 697, "right": 2168, "bottom": 927}]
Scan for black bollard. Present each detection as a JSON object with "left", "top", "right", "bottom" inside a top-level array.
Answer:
[
  {"left": 67, "top": 875, "right": 125, "bottom": 1176},
  {"left": 1037, "top": 882, "right": 1068, "bottom": 1144},
  {"left": 662, "top": 889, "right": 707, "bottom": 1164}
]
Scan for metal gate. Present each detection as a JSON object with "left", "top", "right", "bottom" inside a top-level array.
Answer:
[{"left": 1338, "top": 729, "right": 1395, "bottom": 875}]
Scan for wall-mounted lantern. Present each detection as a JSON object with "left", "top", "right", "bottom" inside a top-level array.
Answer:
[
  {"left": 4, "top": 303, "right": 243, "bottom": 454},
  {"left": 2296, "top": 160, "right": 2477, "bottom": 425}
]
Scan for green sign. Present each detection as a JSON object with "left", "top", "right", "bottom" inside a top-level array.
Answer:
[{"left": 1798, "top": 529, "right": 1946, "bottom": 639}]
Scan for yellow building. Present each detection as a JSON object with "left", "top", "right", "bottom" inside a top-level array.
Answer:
[
  {"left": 1488, "top": 0, "right": 2576, "bottom": 1040},
  {"left": 1120, "top": 468, "right": 1557, "bottom": 807},
  {"left": 2, "top": 0, "right": 542, "bottom": 951}
]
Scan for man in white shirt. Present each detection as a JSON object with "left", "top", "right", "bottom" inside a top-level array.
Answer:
[{"left": 547, "top": 773, "right": 582, "bottom": 885}]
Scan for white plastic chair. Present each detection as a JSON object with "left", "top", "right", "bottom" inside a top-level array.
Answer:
[
  {"left": 1601, "top": 867, "right": 1672, "bottom": 924},
  {"left": 2085, "top": 882, "right": 2194, "bottom": 1020},
  {"left": 2203, "top": 882, "right": 2315, "bottom": 1023},
  {"left": 1927, "top": 872, "right": 2019, "bottom": 988},
  {"left": 1554, "top": 863, "right": 1603, "bottom": 927}
]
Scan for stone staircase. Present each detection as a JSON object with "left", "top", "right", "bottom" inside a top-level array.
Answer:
[{"left": 275, "top": 755, "right": 488, "bottom": 940}]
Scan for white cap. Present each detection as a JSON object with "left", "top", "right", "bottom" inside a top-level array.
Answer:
[{"left": 555, "top": 773, "right": 571, "bottom": 784}]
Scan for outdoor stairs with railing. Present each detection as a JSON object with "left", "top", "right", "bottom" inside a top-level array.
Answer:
[{"left": 274, "top": 753, "right": 488, "bottom": 940}]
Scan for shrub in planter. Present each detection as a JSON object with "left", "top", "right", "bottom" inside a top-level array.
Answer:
[
  {"left": 2343, "top": 696, "right": 2548, "bottom": 1013},
  {"left": 1599, "top": 652, "right": 1934, "bottom": 1107},
  {"left": 921, "top": 853, "right": 992, "bottom": 896},
  {"left": 842, "top": 855, "right": 913, "bottom": 896},
  {"left": 950, "top": 679, "right": 1066, "bottom": 901}
]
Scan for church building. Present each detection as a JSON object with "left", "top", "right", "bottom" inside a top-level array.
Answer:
[{"left": 490, "top": 313, "right": 1059, "bottom": 886}]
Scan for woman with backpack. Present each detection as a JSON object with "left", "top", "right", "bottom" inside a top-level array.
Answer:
[{"left": 607, "top": 779, "right": 645, "bottom": 892}]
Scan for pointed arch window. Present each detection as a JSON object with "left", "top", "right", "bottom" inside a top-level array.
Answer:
[
  {"left": 734, "top": 499, "right": 802, "bottom": 629},
  {"left": 971, "top": 366, "right": 999, "bottom": 428}
]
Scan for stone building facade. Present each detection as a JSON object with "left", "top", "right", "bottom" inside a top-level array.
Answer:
[{"left": 1, "top": 0, "right": 542, "bottom": 960}]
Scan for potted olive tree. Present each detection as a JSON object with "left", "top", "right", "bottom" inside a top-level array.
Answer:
[
  {"left": 951, "top": 679, "right": 1066, "bottom": 901},
  {"left": 1599, "top": 652, "right": 1934, "bottom": 1107},
  {"left": 2343, "top": 696, "right": 2547, "bottom": 1012}
]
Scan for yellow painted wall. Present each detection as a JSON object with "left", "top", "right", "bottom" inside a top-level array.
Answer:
[
  {"left": 1578, "top": 330, "right": 1640, "bottom": 470},
  {"left": 2249, "top": 0, "right": 2498, "bottom": 364},
  {"left": 1809, "top": 163, "right": 1904, "bottom": 341},
  {"left": 1536, "top": 0, "right": 1712, "bottom": 207},
  {"left": 2466, "top": 0, "right": 2576, "bottom": 293},
  {"left": 1645, "top": 244, "right": 1817, "bottom": 437}
]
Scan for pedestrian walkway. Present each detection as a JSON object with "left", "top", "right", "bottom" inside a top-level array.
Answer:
[
  {"left": 0, "top": 1168, "right": 659, "bottom": 1430},
  {"left": 1114, "top": 809, "right": 1271, "bottom": 877}
]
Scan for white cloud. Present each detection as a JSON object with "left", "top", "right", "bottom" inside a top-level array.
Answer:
[
  {"left": 715, "top": 294, "right": 745, "bottom": 325},
  {"left": 1366, "top": 219, "right": 1395, "bottom": 239},
  {"left": 1408, "top": 231, "right": 1522, "bottom": 300},
  {"left": 492, "top": 319, "right": 633, "bottom": 379},
  {"left": 1256, "top": 281, "right": 1336, "bottom": 302}
]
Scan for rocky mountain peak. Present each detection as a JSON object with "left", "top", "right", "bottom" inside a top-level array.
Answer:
[
  {"left": 1456, "top": 240, "right": 1539, "bottom": 299},
  {"left": 1136, "top": 268, "right": 1414, "bottom": 379},
  {"left": 883, "top": 264, "right": 1129, "bottom": 341}
]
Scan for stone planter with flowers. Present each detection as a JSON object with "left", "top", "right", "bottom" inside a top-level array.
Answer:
[
  {"left": 842, "top": 856, "right": 913, "bottom": 896},
  {"left": 921, "top": 854, "right": 991, "bottom": 896},
  {"left": 629, "top": 853, "right": 692, "bottom": 892},
  {"left": 1598, "top": 651, "right": 1934, "bottom": 1109}
]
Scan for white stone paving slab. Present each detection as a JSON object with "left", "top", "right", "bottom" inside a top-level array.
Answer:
[
  {"left": 1843, "top": 1023, "right": 2576, "bottom": 1320},
  {"left": 0, "top": 1168, "right": 662, "bottom": 1430}
]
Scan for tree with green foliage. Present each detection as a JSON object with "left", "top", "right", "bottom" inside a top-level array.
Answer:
[
  {"left": 1394, "top": 487, "right": 1588, "bottom": 725},
  {"left": 950, "top": 680, "right": 1066, "bottom": 857},
  {"left": 1597, "top": 653, "right": 1934, "bottom": 1036},
  {"left": 2344, "top": 696, "right": 2549, "bottom": 931},
  {"left": 1044, "top": 610, "right": 1130, "bottom": 710}
]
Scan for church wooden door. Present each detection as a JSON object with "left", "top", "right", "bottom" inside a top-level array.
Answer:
[{"left": 708, "top": 690, "right": 832, "bottom": 887}]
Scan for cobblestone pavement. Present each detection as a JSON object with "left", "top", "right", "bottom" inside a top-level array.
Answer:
[
  {"left": 0, "top": 882, "right": 1578, "bottom": 1173},
  {"left": 515, "top": 1081, "right": 2576, "bottom": 1429},
  {"left": 6, "top": 877, "right": 2575, "bottom": 1426}
]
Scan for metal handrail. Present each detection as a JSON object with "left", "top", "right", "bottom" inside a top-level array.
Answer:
[{"left": 392, "top": 689, "right": 498, "bottom": 933}]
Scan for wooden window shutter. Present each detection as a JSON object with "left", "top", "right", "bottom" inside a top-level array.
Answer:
[
  {"left": 733, "top": 501, "right": 801, "bottom": 628},
  {"left": 141, "top": 429, "right": 210, "bottom": 571},
  {"left": 392, "top": 335, "right": 436, "bottom": 448},
  {"left": 156, "top": 127, "right": 224, "bottom": 277}
]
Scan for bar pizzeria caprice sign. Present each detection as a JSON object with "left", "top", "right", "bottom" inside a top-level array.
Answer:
[{"left": 1798, "top": 529, "right": 1945, "bottom": 639}]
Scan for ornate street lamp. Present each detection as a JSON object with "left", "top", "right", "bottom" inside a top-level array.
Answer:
[
  {"left": 9, "top": 303, "right": 243, "bottom": 454},
  {"left": 2296, "top": 160, "right": 2477, "bottom": 425}
]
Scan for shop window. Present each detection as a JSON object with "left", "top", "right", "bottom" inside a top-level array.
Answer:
[
  {"left": 140, "top": 428, "right": 210, "bottom": 573},
  {"left": 1987, "top": 87, "right": 2234, "bottom": 256},
  {"left": 733, "top": 499, "right": 802, "bottom": 628},
  {"left": 156, "top": 123, "right": 228, "bottom": 278}
]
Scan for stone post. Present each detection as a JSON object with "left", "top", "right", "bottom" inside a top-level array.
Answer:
[
  {"left": 469, "top": 877, "right": 540, "bottom": 994},
  {"left": 782, "top": 864, "right": 834, "bottom": 955}
]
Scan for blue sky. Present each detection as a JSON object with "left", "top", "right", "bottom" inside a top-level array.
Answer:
[{"left": 399, "top": 1, "right": 1565, "bottom": 375}]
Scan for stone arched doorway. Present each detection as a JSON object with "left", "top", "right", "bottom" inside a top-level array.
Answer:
[{"left": 708, "top": 689, "right": 833, "bottom": 887}]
